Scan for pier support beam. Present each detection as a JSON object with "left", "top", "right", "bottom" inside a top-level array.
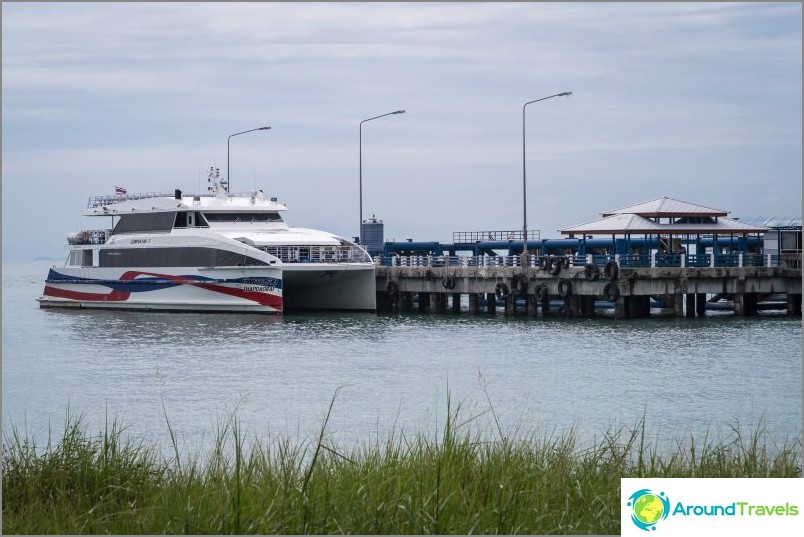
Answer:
[
  {"left": 787, "top": 293, "right": 802, "bottom": 316},
  {"left": 673, "top": 294, "right": 684, "bottom": 317},
  {"left": 468, "top": 293, "right": 479, "bottom": 314},
  {"left": 418, "top": 292, "right": 430, "bottom": 313},
  {"left": 615, "top": 297, "right": 631, "bottom": 319},
  {"left": 505, "top": 295, "right": 515, "bottom": 316},
  {"left": 734, "top": 293, "right": 758, "bottom": 316},
  {"left": 696, "top": 293, "right": 707, "bottom": 316},
  {"left": 685, "top": 294, "right": 696, "bottom": 318},
  {"left": 540, "top": 296, "right": 551, "bottom": 317},
  {"left": 581, "top": 296, "right": 596, "bottom": 318},
  {"left": 432, "top": 293, "right": 447, "bottom": 313},
  {"left": 486, "top": 293, "right": 496, "bottom": 314},
  {"left": 530, "top": 295, "right": 539, "bottom": 317},
  {"left": 568, "top": 296, "right": 580, "bottom": 318},
  {"left": 402, "top": 292, "right": 414, "bottom": 312},
  {"left": 452, "top": 293, "right": 461, "bottom": 313}
]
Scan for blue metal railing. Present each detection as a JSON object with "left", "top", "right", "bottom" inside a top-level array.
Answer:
[
  {"left": 372, "top": 253, "right": 792, "bottom": 269},
  {"left": 685, "top": 254, "right": 710, "bottom": 267},
  {"left": 619, "top": 254, "right": 652, "bottom": 267},
  {"left": 714, "top": 253, "right": 739, "bottom": 267}
]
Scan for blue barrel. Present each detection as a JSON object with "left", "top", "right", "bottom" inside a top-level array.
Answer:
[{"left": 361, "top": 216, "right": 385, "bottom": 254}]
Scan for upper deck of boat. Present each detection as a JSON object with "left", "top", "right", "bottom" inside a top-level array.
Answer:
[{"left": 85, "top": 190, "right": 288, "bottom": 216}]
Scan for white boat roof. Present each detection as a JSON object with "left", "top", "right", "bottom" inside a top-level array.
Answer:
[{"left": 85, "top": 191, "right": 288, "bottom": 216}]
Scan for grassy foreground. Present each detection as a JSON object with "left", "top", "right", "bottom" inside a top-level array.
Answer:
[{"left": 2, "top": 405, "right": 801, "bottom": 535}]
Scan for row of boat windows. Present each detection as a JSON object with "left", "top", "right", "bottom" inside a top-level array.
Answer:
[
  {"left": 90, "top": 247, "right": 269, "bottom": 268},
  {"left": 205, "top": 212, "right": 283, "bottom": 223},
  {"left": 111, "top": 211, "right": 283, "bottom": 235}
]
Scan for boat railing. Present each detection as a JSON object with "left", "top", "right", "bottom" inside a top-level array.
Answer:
[
  {"left": 86, "top": 191, "right": 275, "bottom": 209},
  {"left": 87, "top": 193, "right": 176, "bottom": 209},
  {"left": 256, "top": 245, "right": 372, "bottom": 264},
  {"left": 67, "top": 229, "right": 112, "bottom": 245}
]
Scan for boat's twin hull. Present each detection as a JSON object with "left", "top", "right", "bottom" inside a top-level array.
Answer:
[
  {"left": 38, "top": 267, "right": 283, "bottom": 314},
  {"left": 282, "top": 264, "right": 377, "bottom": 312}
]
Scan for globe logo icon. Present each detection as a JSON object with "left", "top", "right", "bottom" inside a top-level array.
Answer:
[{"left": 627, "top": 489, "right": 670, "bottom": 531}]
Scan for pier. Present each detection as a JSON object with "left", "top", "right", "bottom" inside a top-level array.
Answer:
[
  {"left": 366, "top": 198, "right": 801, "bottom": 318},
  {"left": 374, "top": 255, "right": 802, "bottom": 318}
]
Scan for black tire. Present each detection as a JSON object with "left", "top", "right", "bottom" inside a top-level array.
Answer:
[
  {"left": 558, "top": 279, "right": 572, "bottom": 298},
  {"left": 539, "top": 257, "right": 549, "bottom": 271},
  {"left": 603, "top": 260, "right": 619, "bottom": 281},
  {"left": 549, "top": 257, "right": 562, "bottom": 276},
  {"left": 584, "top": 263, "right": 600, "bottom": 282},
  {"left": 386, "top": 280, "right": 399, "bottom": 298},
  {"left": 604, "top": 282, "right": 620, "bottom": 302},
  {"left": 442, "top": 277, "right": 456, "bottom": 290},
  {"left": 495, "top": 282, "right": 510, "bottom": 301}
]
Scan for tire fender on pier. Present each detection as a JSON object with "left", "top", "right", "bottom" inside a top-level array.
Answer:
[
  {"left": 604, "top": 282, "right": 620, "bottom": 302},
  {"left": 495, "top": 282, "right": 510, "bottom": 301},
  {"left": 584, "top": 263, "right": 600, "bottom": 282},
  {"left": 442, "top": 276, "right": 456, "bottom": 290},
  {"left": 549, "top": 257, "right": 562, "bottom": 276},
  {"left": 603, "top": 260, "right": 619, "bottom": 281}
]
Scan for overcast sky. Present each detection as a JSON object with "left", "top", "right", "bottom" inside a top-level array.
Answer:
[{"left": 2, "top": 2, "right": 801, "bottom": 261}]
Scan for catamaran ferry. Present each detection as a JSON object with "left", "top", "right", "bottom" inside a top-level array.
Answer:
[{"left": 38, "top": 168, "right": 376, "bottom": 313}]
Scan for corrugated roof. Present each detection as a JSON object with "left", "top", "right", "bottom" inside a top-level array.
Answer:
[
  {"left": 600, "top": 196, "right": 728, "bottom": 217},
  {"left": 560, "top": 214, "right": 768, "bottom": 235},
  {"left": 734, "top": 216, "right": 802, "bottom": 228}
]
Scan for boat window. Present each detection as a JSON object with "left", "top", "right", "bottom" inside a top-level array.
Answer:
[
  {"left": 194, "top": 212, "right": 210, "bottom": 227},
  {"left": 66, "top": 250, "right": 82, "bottom": 266},
  {"left": 98, "top": 247, "right": 269, "bottom": 267},
  {"left": 174, "top": 212, "right": 188, "bottom": 228},
  {"left": 112, "top": 212, "right": 176, "bottom": 234},
  {"left": 204, "top": 212, "right": 283, "bottom": 222},
  {"left": 173, "top": 211, "right": 209, "bottom": 229}
]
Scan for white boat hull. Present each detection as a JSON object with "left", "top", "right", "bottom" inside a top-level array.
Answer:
[{"left": 37, "top": 266, "right": 283, "bottom": 313}]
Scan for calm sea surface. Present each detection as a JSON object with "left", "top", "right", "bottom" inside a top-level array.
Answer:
[{"left": 3, "top": 260, "right": 802, "bottom": 455}]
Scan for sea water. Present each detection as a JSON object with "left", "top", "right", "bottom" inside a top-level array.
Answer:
[{"left": 2, "top": 260, "right": 801, "bottom": 455}]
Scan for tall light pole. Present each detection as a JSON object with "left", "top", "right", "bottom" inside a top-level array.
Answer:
[
  {"left": 359, "top": 110, "right": 405, "bottom": 244},
  {"left": 227, "top": 126, "right": 270, "bottom": 193},
  {"left": 522, "top": 92, "right": 571, "bottom": 262}
]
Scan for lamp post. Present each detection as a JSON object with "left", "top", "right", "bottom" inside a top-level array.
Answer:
[
  {"left": 359, "top": 110, "right": 405, "bottom": 244},
  {"left": 227, "top": 126, "right": 270, "bottom": 193},
  {"left": 522, "top": 92, "right": 571, "bottom": 263}
]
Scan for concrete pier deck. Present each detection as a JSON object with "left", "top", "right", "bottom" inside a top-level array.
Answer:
[{"left": 375, "top": 261, "right": 802, "bottom": 318}]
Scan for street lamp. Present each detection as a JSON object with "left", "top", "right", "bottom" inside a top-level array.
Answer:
[
  {"left": 227, "top": 126, "right": 270, "bottom": 193},
  {"left": 522, "top": 92, "right": 571, "bottom": 263},
  {"left": 359, "top": 110, "right": 405, "bottom": 244}
]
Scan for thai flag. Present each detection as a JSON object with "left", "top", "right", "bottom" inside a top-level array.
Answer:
[{"left": 115, "top": 186, "right": 127, "bottom": 196}]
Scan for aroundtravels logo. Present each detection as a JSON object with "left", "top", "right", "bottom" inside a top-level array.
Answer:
[
  {"left": 622, "top": 479, "right": 803, "bottom": 535},
  {"left": 627, "top": 489, "right": 671, "bottom": 531}
]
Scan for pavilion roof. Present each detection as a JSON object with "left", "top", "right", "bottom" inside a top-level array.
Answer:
[
  {"left": 560, "top": 214, "right": 767, "bottom": 235},
  {"left": 600, "top": 196, "right": 728, "bottom": 218}
]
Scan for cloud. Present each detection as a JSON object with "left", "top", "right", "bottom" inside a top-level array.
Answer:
[{"left": 2, "top": 2, "right": 801, "bottom": 260}]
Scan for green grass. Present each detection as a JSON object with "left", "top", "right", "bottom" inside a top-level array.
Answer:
[{"left": 2, "top": 400, "right": 801, "bottom": 534}]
